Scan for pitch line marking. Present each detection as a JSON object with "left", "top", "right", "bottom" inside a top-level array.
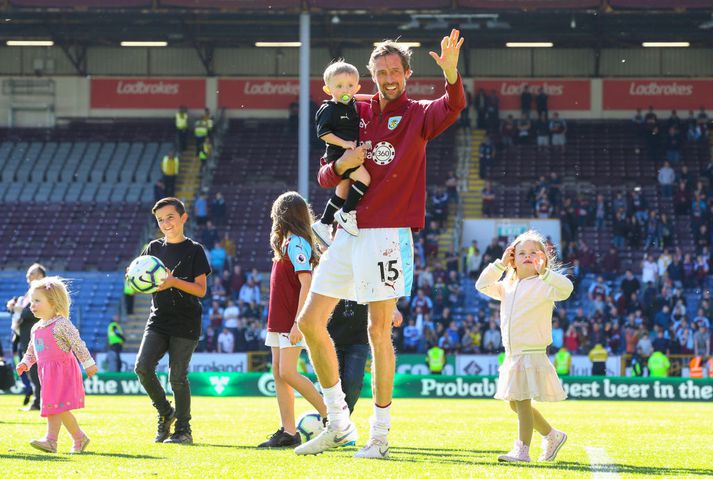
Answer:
[{"left": 586, "top": 446, "right": 621, "bottom": 479}]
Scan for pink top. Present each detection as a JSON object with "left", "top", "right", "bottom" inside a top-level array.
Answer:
[{"left": 20, "top": 316, "right": 95, "bottom": 370}]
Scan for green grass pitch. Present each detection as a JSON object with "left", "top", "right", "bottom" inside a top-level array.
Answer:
[{"left": 1, "top": 395, "right": 711, "bottom": 478}]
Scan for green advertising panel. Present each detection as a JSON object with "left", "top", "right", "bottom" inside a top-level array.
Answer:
[
  {"left": 5, "top": 374, "right": 711, "bottom": 402},
  {"left": 88, "top": 373, "right": 713, "bottom": 402}
]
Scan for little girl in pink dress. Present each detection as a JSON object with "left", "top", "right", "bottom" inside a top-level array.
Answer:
[{"left": 17, "top": 276, "right": 98, "bottom": 454}]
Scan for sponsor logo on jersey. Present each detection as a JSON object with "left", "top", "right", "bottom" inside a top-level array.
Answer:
[{"left": 372, "top": 141, "right": 396, "bottom": 165}]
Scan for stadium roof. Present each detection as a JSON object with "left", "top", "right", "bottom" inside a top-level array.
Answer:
[{"left": 1, "top": 1, "right": 712, "bottom": 50}]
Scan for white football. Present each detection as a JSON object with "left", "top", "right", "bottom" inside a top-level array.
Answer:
[
  {"left": 296, "top": 412, "right": 324, "bottom": 442},
  {"left": 127, "top": 255, "right": 168, "bottom": 294}
]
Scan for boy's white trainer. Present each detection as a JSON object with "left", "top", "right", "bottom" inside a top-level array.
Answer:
[
  {"left": 335, "top": 209, "right": 359, "bottom": 236},
  {"left": 353, "top": 437, "right": 389, "bottom": 459},
  {"left": 538, "top": 429, "right": 567, "bottom": 461},
  {"left": 294, "top": 421, "right": 358, "bottom": 455},
  {"left": 311, "top": 221, "right": 333, "bottom": 247}
]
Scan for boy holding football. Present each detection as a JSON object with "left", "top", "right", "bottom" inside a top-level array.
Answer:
[{"left": 133, "top": 197, "right": 211, "bottom": 445}]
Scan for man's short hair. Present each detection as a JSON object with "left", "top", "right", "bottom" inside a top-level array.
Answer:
[
  {"left": 152, "top": 197, "right": 186, "bottom": 216},
  {"left": 368, "top": 40, "right": 412, "bottom": 75},
  {"left": 323, "top": 60, "right": 360, "bottom": 84}
]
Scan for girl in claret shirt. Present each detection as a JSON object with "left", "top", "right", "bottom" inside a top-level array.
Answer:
[
  {"left": 476, "top": 230, "right": 573, "bottom": 463},
  {"left": 258, "top": 192, "right": 328, "bottom": 448}
]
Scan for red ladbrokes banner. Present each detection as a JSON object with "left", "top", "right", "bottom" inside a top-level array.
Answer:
[
  {"left": 217, "top": 78, "right": 448, "bottom": 109},
  {"left": 472, "top": 79, "right": 591, "bottom": 111},
  {"left": 603, "top": 79, "right": 713, "bottom": 110},
  {"left": 90, "top": 78, "right": 206, "bottom": 109}
]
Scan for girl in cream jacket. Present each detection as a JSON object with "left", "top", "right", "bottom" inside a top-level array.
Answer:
[{"left": 476, "top": 230, "right": 572, "bottom": 464}]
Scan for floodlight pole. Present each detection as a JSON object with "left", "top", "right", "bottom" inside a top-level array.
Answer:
[{"left": 298, "top": 12, "right": 310, "bottom": 198}]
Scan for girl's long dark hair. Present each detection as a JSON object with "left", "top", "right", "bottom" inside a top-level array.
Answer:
[{"left": 270, "top": 191, "right": 319, "bottom": 267}]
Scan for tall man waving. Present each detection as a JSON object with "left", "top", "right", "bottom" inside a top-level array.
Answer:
[{"left": 296, "top": 30, "right": 465, "bottom": 459}]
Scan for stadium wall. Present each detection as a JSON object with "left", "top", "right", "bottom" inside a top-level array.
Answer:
[{"left": 0, "top": 74, "right": 711, "bottom": 126}]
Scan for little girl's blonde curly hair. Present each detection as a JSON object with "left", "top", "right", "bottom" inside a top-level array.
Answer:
[
  {"left": 29, "top": 276, "right": 71, "bottom": 319},
  {"left": 504, "top": 230, "right": 561, "bottom": 283}
]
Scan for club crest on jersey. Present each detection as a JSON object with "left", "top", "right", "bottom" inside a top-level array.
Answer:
[
  {"left": 372, "top": 141, "right": 396, "bottom": 166},
  {"left": 388, "top": 116, "right": 402, "bottom": 130}
]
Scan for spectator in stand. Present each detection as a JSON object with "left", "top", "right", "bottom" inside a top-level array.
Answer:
[
  {"left": 209, "top": 300, "right": 224, "bottom": 329},
  {"left": 516, "top": 113, "right": 531, "bottom": 144},
  {"left": 193, "top": 193, "right": 209, "bottom": 226},
  {"left": 641, "top": 254, "right": 658, "bottom": 286},
  {"left": 693, "top": 323, "right": 710, "bottom": 357},
  {"left": 209, "top": 243, "right": 227, "bottom": 274},
  {"left": 481, "top": 181, "right": 496, "bottom": 217},
  {"left": 593, "top": 194, "right": 607, "bottom": 230},
  {"left": 600, "top": 247, "right": 620, "bottom": 280},
  {"left": 403, "top": 319, "right": 421, "bottom": 352},
  {"left": 620, "top": 270, "right": 640, "bottom": 300},
  {"left": 223, "top": 299, "right": 240, "bottom": 337},
  {"left": 627, "top": 215, "right": 643, "bottom": 249},
  {"left": 520, "top": 84, "right": 532, "bottom": 117},
  {"left": 564, "top": 325, "right": 579, "bottom": 354},
  {"left": 536, "top": 86, "right": 548, "bottom": 119},
  {"left": 482, "top": 319, "right": 501, "bottom": 353},
  {"left": 551, "top": 319, "right": 564, "bottom": 352},
  {"left": 664, "top": 127, "right": 683, "bottom": 165},
  {"left": 233, "top": 318, "right": 248, "bottom": 352},
  {"left": 644, "top": 107, "right": 661, "bottom": 161},
  {"left": 658, "top": 161, "right": 676, "bottom": 197},
  {"left": 644, "top": 210, "right": 662, "bottom": 249},
  {"left": 210, "top": 192, "right": 226, "bottom": 227},
  {"left": 203, "top": 326, "right": 217, "bottom": 352},
  {"left": 549, "top": 112, "right": 567, "bottom": 149},
  {"left": 484, "top": 237, "right": 504, "bottom": 264},
  {"left": 445, "top": 170, "right": 459, "bottom": 203},
  {"left": 474, "top": 88, "right": 488, "bottom": 129},
  {"left": 674, "top": 180, "right": 691, "bottom": 215},
  {"left": 202, "top": 221, "right": 219, "bottom": 250},
  {"left": 666, "top": 110, "right": 681, "bottom": 131},
  {"left": 484, "top": 89, "right": 500, "bottom": 132},
  {"left": 534, "top": 112, "right": 550, "bottom": 148},
  {"left": 153, "top": 179, "right": 165, "bottom": 203},
  {"left": 238, "top": 278, "right": 261, "bottom": 306},
  {"left": 230, "top": 264, "right": 246, "bottom": 300},
  {"left": 696, "top": 106, "right": 709, "bottom": 137},
  {"left": 695, "top": 255, "right": 709, "bottom": 286},
  {"left": 479, "top": 135, "right": 495, "bottom": 179},
  {"left": 161, "top": 150, "right": 179, "bottom": 197},
  {"left": 588, "top": 276, "right": 611, "bottom": 302},
  {"left": 636, "top": 331, "right": 654, "bottom": 361},
  {"left": 612, "top": 208, "right": 628, "bottom": 249},
  {"left": 687, "top": 110, "right": 704, "bottom": 142},
  {"left": 500, "top": 114, "right": 515, "bottom": 147},
  {"left": 465, "top": 240, "right": 482, "bottom": 279},
  {"left": 217, "top": 327, "right": 235, "bottom": 353}
]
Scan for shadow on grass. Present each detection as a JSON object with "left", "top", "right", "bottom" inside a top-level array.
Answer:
[
  {"left": 0, "top": 453, "right": 68, "bottom": 462},
  {"left": 391, "top": 446, "right": 503, "bottom": 455},
  {"left": 387, "top": 455, "right": 713, "bottom": 476},
  {"left": 82, "top": 452, "right": 161, "bottom": 460}
]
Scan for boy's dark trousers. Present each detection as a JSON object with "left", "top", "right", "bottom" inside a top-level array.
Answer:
[{"left": 134, "top": 330, "right": 197, "bottom": 429}]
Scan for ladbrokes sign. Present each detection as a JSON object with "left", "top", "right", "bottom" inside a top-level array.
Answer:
[
  {"left": 473, "top": 79, "right": 591, "bottom": 111},
  {"left": 603, "top": 79, "right": 713, "bottom": 110},
  {"left": 90, "top": 78, "right": 206, "bottom": 109},
  {"left": 217, "top": 78, "right": 447, "bottom": 109}
]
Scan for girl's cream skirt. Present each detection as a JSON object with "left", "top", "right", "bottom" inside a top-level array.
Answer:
[{"left": 495, "top": 353, "right": 567, "bottom": 402}]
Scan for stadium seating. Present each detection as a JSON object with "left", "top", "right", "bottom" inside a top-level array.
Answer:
[
  {"left": 0, "top": 271, "right": 124, "bottom": 355},
  {"left": 0, "top": 120, "right": 173, "bottom": 271}
]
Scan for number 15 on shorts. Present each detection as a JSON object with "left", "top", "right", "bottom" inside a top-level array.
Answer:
[{"left": 378, "top": 260, "right": 400, "bottom": 283}]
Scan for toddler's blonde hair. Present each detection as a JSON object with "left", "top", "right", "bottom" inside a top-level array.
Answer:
[
  {"left": 323, "top": 60, "right": 360, "bottom": 84},
  {"left": 30, "top": 276, "right": 71, "bottom": 319}
]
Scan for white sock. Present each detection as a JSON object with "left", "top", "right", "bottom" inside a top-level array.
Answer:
[
  {"left": 322, "top": 382, "right": 349, "bottom": 430},
  {"left": 370, "top": 403, "right": 391, "bottom": 440}
]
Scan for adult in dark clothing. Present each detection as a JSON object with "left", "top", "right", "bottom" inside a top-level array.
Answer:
[
  {"left": 474, "top": 88, "right": 488, "bottom": 129},
  {"left": 520, "top": 84, "right": 532, "bottom": 117},
  {"left": 7, "top": 263, "right": 46, "bottom": 410},
  {"left": 536, "top": 87, "right": 548, "bottom": 119},
  {"left": 327, "top": 299, "right": 403, "bottom": 414}
]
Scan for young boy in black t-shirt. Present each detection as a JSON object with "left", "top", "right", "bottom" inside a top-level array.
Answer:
[
  {"left": 133, "top": 197, "right": 211, "bottom": 445},
  {"left": 311, "top": 61, "right": 371, "bottom": 246}
]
